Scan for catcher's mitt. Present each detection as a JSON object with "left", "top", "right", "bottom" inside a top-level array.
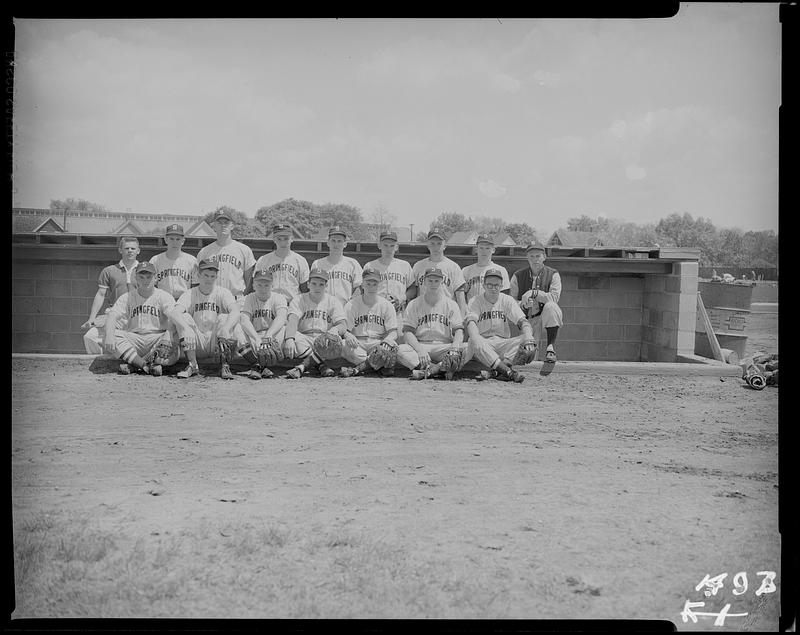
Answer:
[
  {"left": 512, "top": 341, "right": 537, "bottom": 366},
  {"left": 367, "top": 341, "right": 398, "bottom": 370},
  {"left": 148, "top": 339, "right": 175, "bottom": 366},
  {"left": 312, "top": 332, "right": 344, "bottom": 361},
  {"left": 439, "top": 348, "right": 464, "bottom": 379},
  {"left": 258, "top": 337, "right": 284, "bottom": 367},
  {"left": 217, "top": 337, "right": 238, "bottom": 363}
]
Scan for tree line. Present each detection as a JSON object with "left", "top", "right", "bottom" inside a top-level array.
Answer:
[{"left": 49, "top": 198, "right": 777, "bottom": 268}]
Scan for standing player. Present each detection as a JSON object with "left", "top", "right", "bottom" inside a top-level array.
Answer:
[
  {"left": 310, "top": 226, "right": 363, "bottom": 307},
  {"left": 409, "top": 228, "right": 468, "bottom": 317},
  {"left": 509, "top": 242, "right": 564, "bottom": 363},
  {"left": 464, "top": 268, "right": 536, "bottom": 383},
  {"left": 102, "top": 261, "right": 193, "bottom": 376},
  {"left": 461, "top": 234, "right": 511, "bottom": 302},
  {"left": 338, "top": 267, "right": 399, "bottom": 377},
  {"left": 150, "top": 224, "right": 198, "bottom": 300},
  {"left": 363, "top": 230, "right": 414, "bottom": 342},
  {"left": 282, "top": 269, "right": 348, "bottom": 379},
  {"left": 81, "top": 235, "right": 141, "bottom": 356},
  {"left": 397, "top": 267, "right": 469, "bottom": 380},
  {"left": 253, "top": 223, "right": 310, "bottom": 303},
  {"left": 238, "top": 268, "right": 289, "bottom": 379},
  {"left": 174, "top": 259, "right": 242, "bottom": 380},
  {"left": 196, "top": 209, "right": 256, "bottom": 307}
]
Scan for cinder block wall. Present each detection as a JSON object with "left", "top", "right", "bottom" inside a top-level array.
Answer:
[{"left": 641, "top": 262, "right": 699, "bottom": 362}]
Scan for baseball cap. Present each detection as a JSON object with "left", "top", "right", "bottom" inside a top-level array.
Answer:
[
  {"left": 165, "top": 223, "right": 184, "bottom": 236},
  {"left": 271, "top": 223, "right": 292, "bottom": 236},
  {"left": 212, "top": 209, "right": 233, "bottom": 222},
  {"left": 253, "top": 268, "right": 273, "bottom": 280},
  {"left": 362, "top": 267, "right": 381, "bottom": 282},
  {"left": 379, "top": 231, "right": 398, "bottom": 242},
  {"left": 483, "top": 268, "right": 504, "bottom": 281},
  {"left": 525, "top": 241, "right": 546, "bottom": 253},
  {"left": 427, "top": 228, "right": 446, "bottom": 240},
  {"left": 476, "top": 233, "right": 494, "bottom": 245},
  {"left": 328, "top": 226, "right": 347, "bottom": 239},
  {"left": 135, "top": 261, "right": 156, "bottom": 274},
  {"left": 308, "top": 268, "right": 329, "bottom": 281},
  {"left": 198, "top": 258, "right": 220, "bottom": 271},
  {"left": 423, "top": 267, "right": 445, "bottom": 279}
]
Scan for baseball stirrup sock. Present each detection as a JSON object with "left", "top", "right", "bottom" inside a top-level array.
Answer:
[{"left": 546, "top": 326, "right": 558, "bottom": 346}]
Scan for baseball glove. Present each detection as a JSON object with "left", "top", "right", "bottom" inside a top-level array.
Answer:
[
  {"left": 217, "top": 337, "right": 238, "bottom": 363},
  {"left": 367, "top": 341, "right": 398, "bottom": 370},
  {"left": 512, "top": 341, "right": 537, "bottom": 366},
  {"left": 312, "top": 332, "right": 344, "bottom": 361},
  {"left": 148, "top": 339, "right": 175, "bottom": 366},
  {"left": 258, "top": 337, "right": 284, "bottom": 367},
  {"left": 439, "top": 348, "right": 464, "bottom": 379}
]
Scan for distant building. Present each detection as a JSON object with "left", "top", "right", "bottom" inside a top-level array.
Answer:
[
  {"left": 547, "top": 230, "right": 603, "bottom": 248},
  {"left": 446, "top": 230, "right": 516, "bottom": 246}
]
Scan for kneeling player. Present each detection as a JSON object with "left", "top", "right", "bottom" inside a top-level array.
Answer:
[
  {"left": 174, "top": 259, "right": 242, "bottom": 379},
  {"left": 103, "top": 261, "right": 192, "bottom": 376},
  {"left": 238, "top": 268, "right": 288, "bottom": 379},
  {"left": 397, "top": 267, "right": 470, "bottom": 380},
  {"left": 338, "top": 266, "right": 399, "bottom": 377},
  {"left": 282, "top": 269, "right": 348, "bottom": 379},
  {"left": 464, "top": 268, "right": 537, "bottom": 383}
]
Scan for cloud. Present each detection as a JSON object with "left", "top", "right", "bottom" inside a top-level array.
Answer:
[{"left": 477, "top": 179, "right": 507, "bottom": 198}]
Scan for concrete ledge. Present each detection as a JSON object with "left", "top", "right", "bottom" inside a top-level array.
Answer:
[{"left": 13, "top": 354, "right": 745, "bottom": 376}]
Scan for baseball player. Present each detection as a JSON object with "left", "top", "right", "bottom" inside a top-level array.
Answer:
[
  {"left": 102, "top": 261, "right": 193, "bottom": 376},
  {"left": 196, "top": 209, "right": 256, "bottom": 306},
  {"left": 149, "top": 224, "right": 198, "bottom": 300},
  {"left": 282, "top": 268, "right": 348, "bottom": 379},
  {"left": 461, "top": 234, "right": 511, "bottom": 302},
  {"left": 363, "top": 230, "right": 414, "bottom": 343},
  {"left": 338, "top": 266, "right": 399, "bottom": 377},
  {"left": 238, "top": 268, "right": 289, "bottom": 379},
  {"left": 253, "top": 223, "right": 310, "bottom": 303},
  {"left": 409, "top": 228, "right": 468, "bottom": 317},
  {"left": 309, "top": 226, "right": 363, "bottom": 307},
  {"left": 509, "top": 241, "right": 564, "bottom": 363},
  {"left": 464, "top": 268, "right": 535, "bottom": 382},
  {"left": 81, "top": 235, "right": 140, "bottom": 356},
  {"left": 397, "top": 266, "right": 470, "bottom": 380}
]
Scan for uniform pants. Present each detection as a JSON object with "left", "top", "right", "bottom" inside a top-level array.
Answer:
[
  {"left": 83, "top": 312, "right": 129, "bottom": 357},
  {"left": 468, "top": 335, "right": 527, "bottom": 368},
  {"left": 180, "top": 314, "right": 247, "bottom": 360},
  {"left": 528, "top": 302, "right": 563, "bottom": 344},
  {"left": 114, "top": 330, "right": 180, "bottom": 366},
  {"left": 396, "top": 342, "right": 471, "bottom": 370}
]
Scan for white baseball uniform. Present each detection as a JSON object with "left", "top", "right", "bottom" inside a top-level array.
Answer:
[
  {"left": 461, "top": 262, "right": 511, "bottom": 301},
  {"left": 241, "top": 292, "right": 288, "bottom": 341},
  {"left": 176, "top": 286, "right": 240, "bottom": 357},
  {"left": 196, "top": 240, "right": 256, "bottom": 298},
  {"left": 310, "top": 256, "right": 363, "bottom": 307},
  {"left": 109, "top": 288, "right": 180, "bottom": 365},
  {"left": 287, "top": 292, "right": 347, "bottom": 357},
  {"left": 411, "top": 257, "right": 466, "bottom": 301},
  {"left": 396, "top": 294, "right": 469, "bottom": 369},
  {"left": 254, "top": 251, "right": 310, "bottom": 302},
  {"left": 150, "top": 252, "right": 198, "bottom": 300},
  {"left": 465, "top": 293, "right": 529, "bottom": 367},
  {"left": 342, "top": 294, "right": 398, "bottom": 364}
]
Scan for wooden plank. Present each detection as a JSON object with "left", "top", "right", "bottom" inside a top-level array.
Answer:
[{"left": 697, "top": 292, "right": 724, "bottom": 362}]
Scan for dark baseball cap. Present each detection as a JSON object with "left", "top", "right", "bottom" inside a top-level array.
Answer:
[
  {"left": 362, "top": 267, "right": 381, "bottom": 282},
  {"left": 379, "top": 231, "right": 398, "bottom": 242},
  {"left": 198, "top": 258, "right": 220, "bottom": 271},
  {"left": 271, "top": 224, "right": 292, "bottom": 236},
  {"left": 328, "top": 226, "right": 347, "bottom": 239},
  {"left": 165, "top": 223, "right": 184, "bottom": 236},
  {"left": 483, "top": 268, "right": 505, "bottom": 281},
  {"left": 253, "top": 268, "right": 273, "bottom": 280},
  {"left": 212, "top": 209, "right": 233, "bottom": 222},
  {"left": 427, "top": 228, "right": 446, "bottom": 240},
  {"left": 135, "top": 261, "right": 156, "bottom": 274},
  {"left": 476, "top": 233, "right": 494, "bottom": 245},
  {"left": 423, "top": 267, "right": 445, "bottom": 279},
  {"left": 525, "top": 241, "right": 546, "bottom": 253},
  {"left": 308, "top": 268, "right": 329, "bottom": 281}
]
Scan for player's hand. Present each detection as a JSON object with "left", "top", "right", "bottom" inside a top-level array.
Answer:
[
  {"left": 102, "top": 338, "right": 116, "bottom": 355},
  {"left": 343, "top": 332, "right": 359, "bottom": 349},
  {"left": 417, "top": 351, "right": 431, "bottom": 369},
  {"left": 283, "top": 339, "right": 297, "bottom": 359},
  {"left": 80, "top": 319, "right": 94, "bottom": 331}
]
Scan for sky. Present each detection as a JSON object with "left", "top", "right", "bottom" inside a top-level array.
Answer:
[{"left": 12, "top": 6, "right": 781, "bottom": 239}]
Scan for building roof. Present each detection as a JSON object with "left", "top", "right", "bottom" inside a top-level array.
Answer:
[
  {"left": 548, "top": 230, "right": 604, "bottom": 247},
  {"left": 447, "top": 231, "right": 480, "bottom": 245}
]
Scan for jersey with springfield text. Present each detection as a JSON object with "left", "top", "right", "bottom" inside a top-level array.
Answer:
[
  {"left": 466, "top": 293, "right": 527, "bottom": 339},
  {"left": 111, "top": 288, "right": 177, "bottom": 334},
  {"left": 310, "top": 256, "right": 363, "bottom": 306},
  {"left": 242, "top": 292, "right": 288, "bottom": 332},
  {"left": 254, "top": 251, "right": 310, "bottom": 302},
  {"left": 411, "top": 257, "right": 466, "bottom": 299},
  {"left": 364, "top": 257, "right": 414, "bottom": 303},
  {"left": 345, "top": 295, "right": 398, "bottom": 345},
  {"left": 196, "top": 241, "right": 256, "bottom": 297},
  {"left": 462, "top": 262, "right": 511, "bottom": 301},
  {"left": 288, "top": 293, "right": 347, "bottom": 335},
  {"left": 177, "top": 286, "right": 238, "bottom": 333},
  {"left": 150, "top": 252, "right": 198, "bottom": 300},
  {"left": 403, "top": 296, "right": 463, "bottom": 343}
]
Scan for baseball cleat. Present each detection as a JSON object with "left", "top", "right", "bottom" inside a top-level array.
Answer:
[
  {"left": 285, "top": 366, "right": 303, "bottom": 379},
  {"left": 380, "top": 367, "right": 395, "bottom": 377},
  {"left": 339, "top": 367, "right": 357, "bottom": 377},
  {"left": 118, "top": 363, "right": 132, "bottom": 375},
  {"left": 260, "top": 367, "right": 274, "bottom": 379},
  {"left": 496, "top": 369, "right": 525, "bottom": 383},
  {"left": 177, "top": 364, "right": 199, "bottom": 379},
  {"left": 544, "top": 349, "right": 557, "bottom": 363},
  {"left": 474, "top": 370, "right": 491, "bottom": 381},
  {"left": 318, "top": 363, "right": 336, "bottom": 378},
  {"left": 245, "top": 368, "right": 262, "bottom": 380},
  {"left": 410, "top": 369, "right": 429, "bottom": 380},
  {"left": 148, "top": 364, "right": 163, "bottom": 377},
  {"left": 220, "top": 363, "right": 234, "bottom": 380}
]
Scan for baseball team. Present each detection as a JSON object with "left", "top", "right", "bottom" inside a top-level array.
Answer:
[{"left": 81, "top": 209, "right": 564, "bottom": 383}]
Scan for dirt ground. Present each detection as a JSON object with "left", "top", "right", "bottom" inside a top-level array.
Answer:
[{"left": 10, "top": 342, "right": 781, "bottom": 628}]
